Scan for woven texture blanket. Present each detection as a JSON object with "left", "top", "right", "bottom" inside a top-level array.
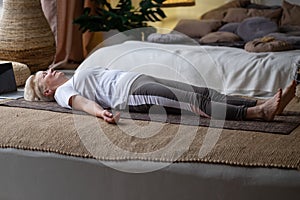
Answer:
[{"left": 0, "top": 98, "right": 300, "bottom": 170}]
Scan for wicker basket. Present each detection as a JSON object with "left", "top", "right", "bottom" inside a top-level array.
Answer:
[{"left": 0, "top": 0, "right": 56, "bottom": 73}]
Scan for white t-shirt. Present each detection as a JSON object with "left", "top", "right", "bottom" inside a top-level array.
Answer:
[{"left": 54, "top": 67, "right": 141, "bottom": 109}]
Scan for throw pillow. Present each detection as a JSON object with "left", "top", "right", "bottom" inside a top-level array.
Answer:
[
  {"left": 223, "top": 8, "right": 248, "bottom": 23},
  {"left": 267, "top": 32, "right": 300, "bottom": 46},
  {"left": 200, "top": 0, "right": 251, "bottom": 20},
  {"left": 147, "top": 33, "right": 194, "bottom": 44},
  {"left": 237, "top": 17, "right": 278, "bottom": 42},
  {"left": 279, "top": 25, "right": 300, "bottom": 33},
  {"left": 248, "top": 8, "right": 282, "bottom": 23},
  {"left": 199, "top": 32, "right": 241, "bottom": 43},
  {"left": 280, "top": 0, "right": 300, "bottom": 26},
  {"left": 173, "top": 19, "right": 223, "bottom": 38},
  {"left": 223, "top": 8, "right": 282, "bottom": 23},
  {"left": 245, "top": 36, "right": 294, "bottom": 52},
  {"left": 218, "top": 22, "right": 240, "bottom": 34}
]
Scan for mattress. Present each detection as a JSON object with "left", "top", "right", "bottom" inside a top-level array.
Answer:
[{"left": 1, "top": 148, "right": 300, "bottom": 200}]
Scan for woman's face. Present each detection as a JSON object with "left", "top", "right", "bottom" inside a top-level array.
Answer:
[{"left": 36, "top": 68, "right": 67, "bottom": 90}]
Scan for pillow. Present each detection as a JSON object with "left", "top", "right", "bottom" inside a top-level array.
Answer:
[
  {"left": 200, "top": 0, "right": 251, "bottom": 20},
  {"left": 248, "top": 8, "right": 282, "bottom": 23},
  {"left": 223, "top": 8, "right": 282, "bottom": 23},
  {"left": 147, "top": 33, "right": 194, "bottom": 44},
  {"left": 0, "top": 61, "right": 31, "bottom": 86},
  {"left": 223, "top": 8, "right": 248, "bottom": 23},
  {"left": 199, "top": 32, "right": 241, "bottom": 43},
  {"left": 218, "top": 22, "right": 240, "bottom": 34},
  {"left": 267, "top": 32, "right": 300, "bottom": 46},
  {"left": 245, "top": 3, "right": 281, "bottom": 10},
  {"left": 279, "top": 25, "right": 300, "bottom": 33},
  {"left": 280, "top": 0, "right": 300, "bottom": 26},
  {"left": 237, "top": 17, "right": 278, "bottom": 42},
  {"left": 173, "top": 19, "right": 223, "bottom": 38},
  {"left": 245, "top": 36, "right": 294, "bottom": 52}
]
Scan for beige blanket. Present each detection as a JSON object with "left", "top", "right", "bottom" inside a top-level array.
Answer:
[{"left": 0, "top": 98, "right": 300, "bottom": 170}]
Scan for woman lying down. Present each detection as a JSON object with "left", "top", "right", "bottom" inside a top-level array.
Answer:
[{"left": 24, "top": 67, "right": 296, "bottom": 124}]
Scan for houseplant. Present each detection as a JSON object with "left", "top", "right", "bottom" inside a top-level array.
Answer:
[{"left": 73, "top": 0, "right": 167, "bottom": 39}]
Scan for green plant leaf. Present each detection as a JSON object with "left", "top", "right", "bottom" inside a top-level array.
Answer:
[{"left": 73, "top": 0, "right": 167, "bottom": 33}]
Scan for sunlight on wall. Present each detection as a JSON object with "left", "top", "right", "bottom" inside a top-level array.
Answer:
[
  {"left": 110, "top": 0, "right": 227, "bottom": 32},
  {"left": 106, "top": 0, "right": 290, "bottom": 34},
  {"left": 88, "top": 0, "right": 228, "bottom": 52},
  {"left": 148, "top": 0, "right": 227, "bottom": 31}
]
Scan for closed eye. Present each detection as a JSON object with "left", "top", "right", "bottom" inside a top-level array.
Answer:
[{"left": 42, "top": 71, "right": 47, "bottom": 79}]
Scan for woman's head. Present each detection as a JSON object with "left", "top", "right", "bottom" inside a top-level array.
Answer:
[{"left": 24, "top": 68, "right": 68, "bottom": 101}]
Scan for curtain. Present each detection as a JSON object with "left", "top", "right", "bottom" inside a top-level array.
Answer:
[{"left": 41, "top": 0, "right": 95, "bottom": 69}]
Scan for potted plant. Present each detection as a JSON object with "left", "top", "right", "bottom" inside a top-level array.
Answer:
[{"left": 73, "top": 0, "right": 167, "bottom": 39}]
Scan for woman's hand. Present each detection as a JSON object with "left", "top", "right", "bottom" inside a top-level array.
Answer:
[
  {"left": 100, "top": 110, "right": 120, "bottom": 124},
  {"left": 70, "top": 95, "right": 120, "bottom": 124}
]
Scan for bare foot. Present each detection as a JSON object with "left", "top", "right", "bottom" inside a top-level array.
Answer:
[
  {"left": 247, "top": 89, "right": 282, "bottom": 121},
  {"left": 260, "top": 89, "right": 282, "bottom": 121},
  {"left": 277, "top": 80, "right": 296, "bottom": 115}
]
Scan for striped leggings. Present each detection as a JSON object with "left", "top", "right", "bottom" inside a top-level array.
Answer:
[{"left": 127, "top": 75, "right": 257, "bottom": 120}]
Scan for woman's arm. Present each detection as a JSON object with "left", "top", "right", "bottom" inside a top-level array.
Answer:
[{"left": 69, "top": 95, "right": 120, "bottom": 124}]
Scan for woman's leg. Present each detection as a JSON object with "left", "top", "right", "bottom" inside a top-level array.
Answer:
[
  {"left": 277, "top": 80, "right": 296, "bottom": 114},
  {"left": 150, "top": 76, "right": 257, "bottom": 107},
  {"left": 245, "top": 89, "right": 282, "bottom": 121},
  {"left": 128, "top": 76, "right": 296, "bottom": 121},
  {"left": 248, "top": 80, "right": 296, "bottom": 114},
  {"left": 128, "top": 78, "right": 248, "bottom": 120}
]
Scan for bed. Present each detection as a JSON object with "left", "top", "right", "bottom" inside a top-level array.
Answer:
[
  {"left": 80, "top": 40, "right": 300, "bottom": 98},
  {"left": 1, "top": 1, "right": 300, "bottom": 199}
]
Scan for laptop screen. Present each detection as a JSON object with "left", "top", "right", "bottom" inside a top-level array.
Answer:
[{"left": 0, "top": 63, "right": 17, "bottom": 94}]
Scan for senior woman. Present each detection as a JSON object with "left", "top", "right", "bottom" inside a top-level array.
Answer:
[{"left": 24, "top": 67, "right": 296, "bottom": 124}]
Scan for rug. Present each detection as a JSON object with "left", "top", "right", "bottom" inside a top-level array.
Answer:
[
  {"left": 1, "top": 105, "right": 300, "bottom": 170},
  {"left": 1, "top": 98, "right": 300, "bottom": 134}
]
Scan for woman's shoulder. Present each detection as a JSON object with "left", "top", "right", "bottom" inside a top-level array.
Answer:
[{"left": 75, "top": 66, "right": 106, "bottom": 73}]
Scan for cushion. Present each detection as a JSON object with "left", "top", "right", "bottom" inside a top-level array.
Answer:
[
  {"left": 223, "top": 8, "right": 248, "bottom": 23},
  {"left": 0, "top": 61, "right": 31, "bottom": 86},
  {"left": 245, "top": 3, "right": 281, "bottom": 10},
  {"left": 245, "top": 36, "right": 294, "bottom": 52},
  {"left": 173, "top": 19, "right": 223, "bottom": 38},
  {"left": 223, "top": 8, "right": 282, "bottom": 23},
  {"left": 147, "top": 33, "right": 194, "bottom": 44},
  {"left": 267, "top": 32, "right": 300, "bottom": 46},
  {"left": 199, "top": 32, "right": 241, "bottom": 43},
  {"left": 280, "top": 0, "right": 300, "bottom": 26},
  {"left": 218, "top": 22, "right": 240, "bottom": 34},
  {"left": 279, "top": 25, "right": 300, "bottom": 33},
  {"left": 237, "top": 17, "right": 278, "bottom": 42},
  {"left": 200, "top": 0, "right": 251, "bottom": 20},
  {"left": 248, "top": 8, "right": 282, "bottom": 23}
]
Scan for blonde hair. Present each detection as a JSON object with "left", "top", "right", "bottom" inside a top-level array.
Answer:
[{"left": 24, "top": 73, "right": 54, "bottom": 102}]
